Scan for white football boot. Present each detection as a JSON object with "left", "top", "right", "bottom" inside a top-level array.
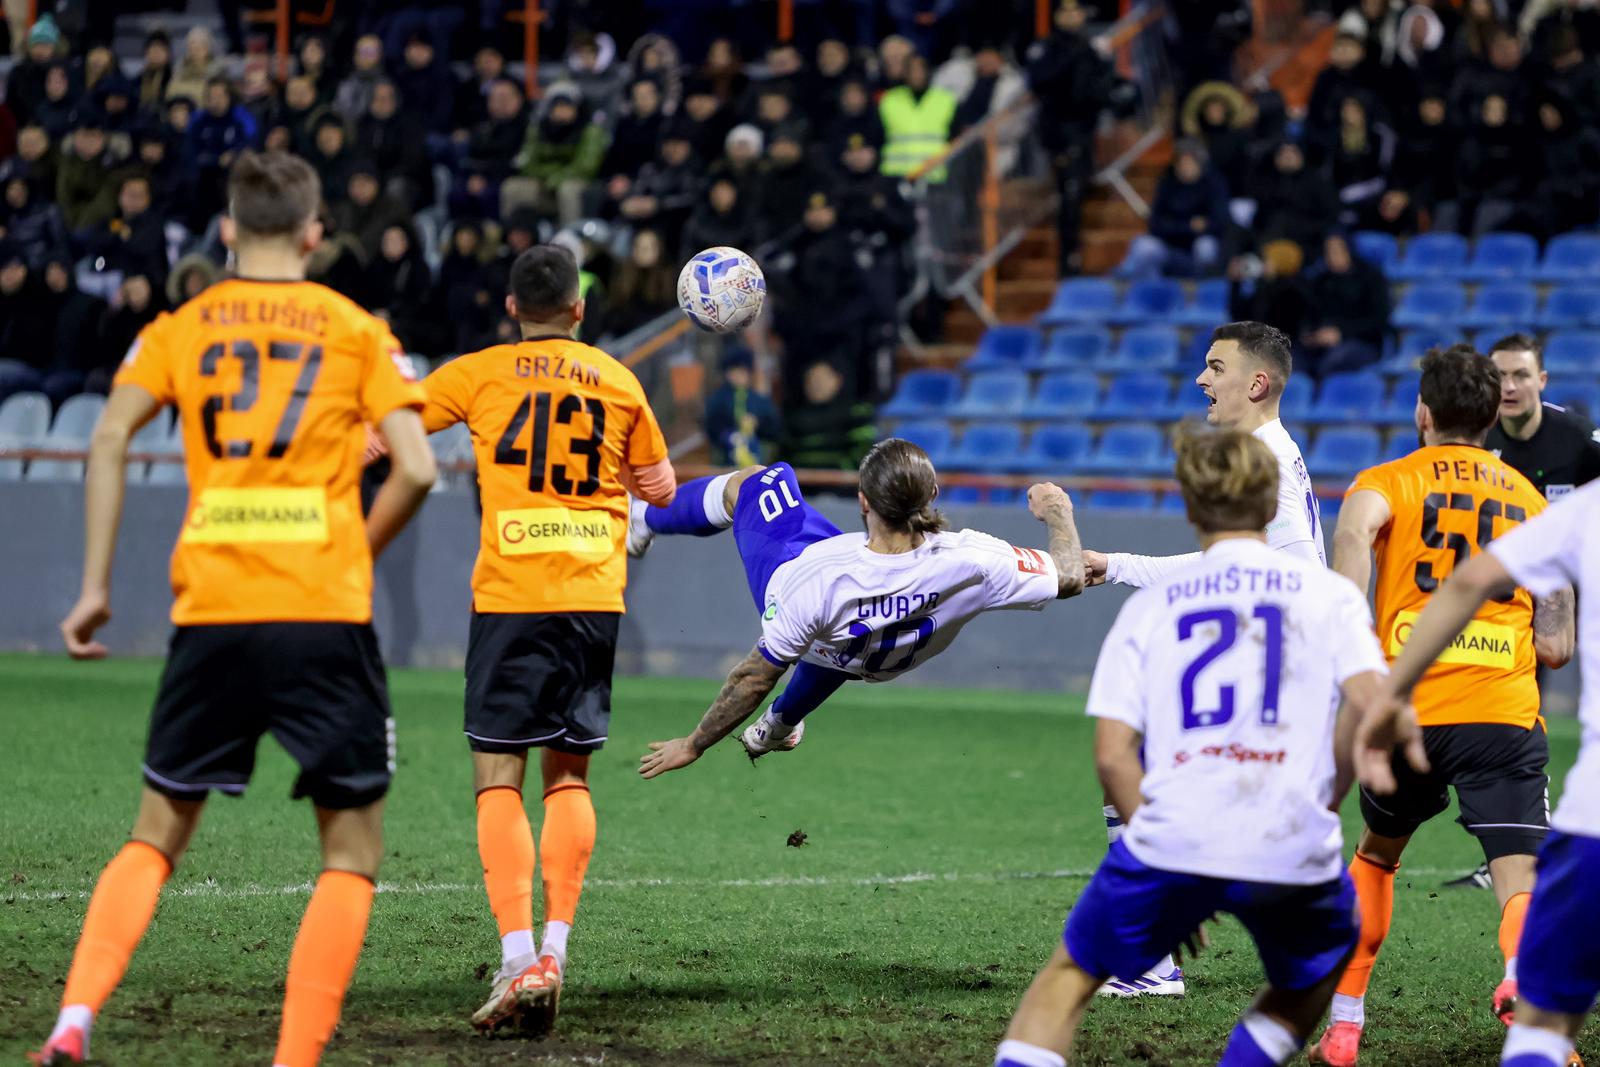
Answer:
[
  {"left": 740, "top": 711, "right": 805, "bottom": 759},
  {"left": 626, "top": 497, "right": 654, "bottom": 558}
]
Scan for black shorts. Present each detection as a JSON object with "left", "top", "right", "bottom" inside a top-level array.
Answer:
[
  {"left": 143, "top": 622, "right": 394, "bottom": 810},
  {"left": 1359, "top": 721, "right": 1550, "bottom": 861},
  {"left": 464, "top": 611, "right": 619, "bottom": 755}
]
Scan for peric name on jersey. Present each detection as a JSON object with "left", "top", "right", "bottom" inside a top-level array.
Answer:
[
  {"left": 1429, "top": 458, "right": 1519, "bottom": 492},
  {"left": 1165, "top": 564, "right": 1304, "bottom": 605},
  {"left": 514, "top": 353, "right": 602, "bottom": 387},
  {"left": 197, "top": 299, "right": 331, "bottom": 337},
  {"left": 854, "top": 591, "right": 942, "bottom": 621}
]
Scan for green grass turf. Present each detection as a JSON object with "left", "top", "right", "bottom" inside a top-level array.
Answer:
[{"left": 0, "top": 652, "right": 1586, "bottom": 1066}]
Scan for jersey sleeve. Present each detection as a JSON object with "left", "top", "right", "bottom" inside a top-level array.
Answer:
[
  {"left": 1085, "top": 597, "right": 1149, "bottom": 731},
  {"left": 1346, "top": 464, "right": 1395, "bottom": 510},
  {"left": 420, "top": 355, "right": 472, "bottom": 433},
  {"left": 1327, "top": 578, "right": 1388, "bottom": 685},
  {"left": 111, "top": 313, "right": 176, "bottom": 404},
  {"left": 360, "top": 320, "right": 426, "bottom": 424},
  {"left": 1106, "top": 551, "right": 1201, "bottom": 588},
  {"left": 1487, "top": 484, "right": 1593, "bottom": 597},
  {"left": 756, "top": 562, "right": 820, "bottom": 667},
  {"left": 960, "top": 529, "right": 1059, "bottom": 610}
]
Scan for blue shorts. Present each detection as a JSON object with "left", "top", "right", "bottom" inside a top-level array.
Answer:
[
  {"left": 733, "top": 462, "right": 843, "bottom": 610},
  {"left": 1519, "top": 830, "right": 1600, "bottom": 1016},
  {"left": 1064, "top": 840, "right": 1360, "bottom": 990}
]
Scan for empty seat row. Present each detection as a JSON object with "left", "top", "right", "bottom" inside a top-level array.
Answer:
[
  {"left": 1381, "top": 328, "right": 1600, "bottom": 377},
  {"left": 968, "top": 323, "right": 1192, "bottom": 372},
  {"left": 1039, "top": 278, "right": 1230, "bottom": 329},
  {"left": 1352, "top": 231, "right": 1600, "bottom": 282},
  {"left": 1392, "top": 282, "right": 1600, "bottom": 330}
]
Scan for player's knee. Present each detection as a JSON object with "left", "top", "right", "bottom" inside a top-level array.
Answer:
[
  {"left": 1355, "top": 828, "right": 1407, "bottom": 867},
  {"left": 1488, "top": 851, "right": 1538, "bottom": 896},
  {"left": 471, "top": 749, "right": 529, "bottom": 793},
  {"left": 540, "top": 748, "right": 590, "bottom": 788},
  {"left": 131, "top": 786, "right": 205, "bottom": 866},
  {"left": 316, "top": 801, "right": 384, "bottom": 879},
  {"left": 725, "top": 466, "right": 766, "bottom": 513}
]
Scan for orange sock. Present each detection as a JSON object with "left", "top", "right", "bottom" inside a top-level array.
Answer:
[
  {"left": 273, "top": 870, "right": 375, "bottom": 1067},
  {"left": 1500, "top": 891, "right": 1531, "bottom": 978},
  {"left": 540, "top": 783, "right": 596, "bottom": 926},
  {"left": 1336, "top": 852, "right": 1398, "bottom": 1000},
  {"left": 476, "top": 786, "right": 535, "bottom": 938},
  {"left": 60, "top": 840, "right": 172, "bottom": 1013}
]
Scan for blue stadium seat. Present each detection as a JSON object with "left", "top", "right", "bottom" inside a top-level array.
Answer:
[
  {"left": 891, "top": 420, "right": 954, "bottom": 464},
  {"left": 1463, "top": 232, "right": 1539, "bottom": 281},
  {"left": 1382, "top": 433, "right": 1417, "bottom": 464},
  {"left": 1546, "top": 382, "right": 1600, "bottom": 420},
  {"left": 1099, "top": 373, "right": 1174, "bottom": 421},
  {"left": 967, "top": 325, "right": 1043, "bottom": 370},
  {"left": 1320, "top": 494, "right": 1343, "bottom": 531},
  {"left": 1392, "top": 233, "right": 1469, "bottom": 281},
  {"left": 1307, "top": 427, "right": 1382, "bottom": 478},
  {"left": 1312, "top": 373, "right": 1387, "bottom": 424},
  {"left": 1174, "top": 278, "right": 1230, "bottom": 328},
  {"left": 1158, "top": 491, "right": 1188, "bottom": 514},
  {"left": 1110, "top": 278, "right": 1185, "bottom": 325},
  {"left": 945, "top": 422, "right": 1025, "bottom": 472},
  {"left": 1378, "top": 376, "right": 1420, "bottom": 426},
  {"left": 1087, "top": 490, "right": 1158, "bottom": 511},
  {"left": 1039, "top": 325, "right": 1111, "bottom": 367},
  {"left": 1080, "top": 423, "right": 1167, "bottom": 474},
  {"left": 1539, "top": 286, "right": 1600, "bottom": 330},
  {"left": 1463, "top": 283, "right": 1538, "bottom": 328},
  {"left": 1393, "top": 283, "right": 1467, "bottom": 328},
  {"left": 1539, "top": 233, "right": 1600, "bottom": 282},
  {"left": 1278, "top": 376, "right": 1315, "bottom": 422},
  {"left": 1017, "top": 425, "right": 1093, "bottom": 472},
  {"left": 1352, "top": 231, "right": 1399, "bottom": 275},
  {"left": 942, "top": 485, "right": 1021, "bottom": 506},
  {"left": 0, "top": 390, "right": 50, "bottom": 481},
  {"left": 1165, "top": 383, "right": 1212, "bottom": 422},
  {"left": 951, "top": 370, "right": 1030, "bottom": 418},
  {"left": 1021, "top": 371, "right": 1100, "bottom": 420},
  {"left": 881, "top": 369, "right": 962, "bottom": 418},
  {"left": 1385, "top": 328, "right": 1460, "bottom": 371},
  {"left": 1543, "top": 331, "right": 1600, "bottom": 374},
  {"left": 1105, "top": 325, "right": 1182, "bottom": 371},
  {"left": 1040, "top": 277, "right": 1119, "bottom": 325}
]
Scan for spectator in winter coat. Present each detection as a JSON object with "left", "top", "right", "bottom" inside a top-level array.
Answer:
[
  {"left": 355, "top": 80, "right": 435, "bottom": 210},
  {"left": 36, "top": 253, "right": 110, "bottom": 407},
  {"left": 275, "top": 75, "right": 330, "bottom": 156},
  {"left": 698, "top": 37, "right": 750, "bottom": 107},
  {"left": 0, "top": 248, "right": 57, "bottom": 402},
  {"left": 824, "top": 79, "right": 886, "bottom": 161},
  {"left": 6, "top": 16, "right": 66, "bottom": 128},
  {"left": 390, "top": 32, "right": 454, "bottom": 135},
  {"left": 833, "top": 136, "right": 915, "bottom": 248},
  {"left": 364, "top": 223, "right": 435, "bottom": 351},
  {"left": 91, "top": 174, "right": 169, "bottom": 287},
  {"left": 1328, "top": 94, "right": 1395, "bottom": 230},
  {"left": 1529, "top": 89, "right": 1600, "bottom": 238},
  {"left": 435, "top": 221, "right": 497, "bottom": 353},
  {"left": 234, "top": 59, "right": 280, "bottom": 138},
  {"left": 1378, "top": 88, "right": 1458, "bottom": 233},
  {"left": 98, "top": 273, "right": 165, "bottom": 381},
  {"left": 1303, "top": 233, "right": 1391, "bottom": 378},
  {"left": 599, "top": 79, "right": 666, "bottom": 191},
  {"left": 1306, "top": 34, "right": 1389, "bottom": 142},
  {"left": 607, "top": 227, "right": 678, "bottom": 336},
  {"left": 779, "top": 360, "right": 875, "bottom": 471},
  {"left": 772, "top": 190, "right": 877, "bottom": 399},
  {"left": 296, "top": 34, "right": 337, "bottom": 107},
  {"left": 13, "top": 125, "right": 58, "bottom": 204},
  {"left": 804, "top": 38, "right": 862, "bottom": 130},
  {"left": 751, "top": 125, "right": 823, "bottom": 242},
  {"left": 166, "top": 26, "right": 225, "bottom": 104},
  {"left": 184, "top": 78, "right": 259, "bottom": 226},
  {"left": 308, "top": 114, "right": 358, "bottom": 207},
  {"left": 0, "top": 170, "right": 68, "bottom": 269},
  {"left": 454, "top": 77, "right": 529, "bottom": 218},
  {"left": 452, "top": 46, "right": 508, "bottom": 133},
  {"left": 711, "top": 123, "right": 766, "bottom": 201},
  {"left": 705, "top": 348, "right": 779, "bottom": 467},
  {"left": 680, "top": 176, "right": 755, "bottom": 260},
  {"left": 1536, "top": 27, "right": 1600, "bottom": 133},
  {"left": 32, "top": 64, "right": 79, "bottom": 140},
  {"left": 334, "top": 35, "right": 386, "bottom": 123},
  {"left": 614, "top": 125, "right": 702, "bottom": 249},
  {"left": 506, "top": 84, "right": 607, "bottom": 224},
  {"left": 1451, "top": 28, "right": 1530, "bottom": 121},
  {"left": 1442, "top": 92, "right": 1533, "bottom": 236},
  {"left": 1228, "top": 239, "right": 1313, "bottom": 348},
  {"left": 1115, "top": 139, "right": 1229, "bottom": 279},
  {"left": 1181, "top": 81, "right": 1261, "bottom": 196},
  {"left": 565, "top": 32, "right": 628, "bottom": 118},
  {"left": 166, "top": 251, "right": 221, "bottom": 306},
  {"left": 139, "top": 31, "right": 173, "bottom": 114},
  {"left": 56, "top": 118, "right": 119, "bottom": 232},
  {"left": 1252, "top": 141, "right": 1341, "bottom": 259},
  {"left": 134, "top": 125, "right": 185, "bottom": 219},
  {"left": 336, "top": 162, "right": 413, "bottom": 261},
  {"left": 679, "top": 77, "right": 735, "bottom": 166}
]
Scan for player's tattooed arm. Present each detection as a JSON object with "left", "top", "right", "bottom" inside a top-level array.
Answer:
[
  {"left": 1027, "top": 483, "right": 1085, "bottom": 598},
  {"left": 640, "top": 647, "right": 787, "bottom": 778},
  {"left": 1532, "top": 585, "right": 1576, "bottom": 669}
]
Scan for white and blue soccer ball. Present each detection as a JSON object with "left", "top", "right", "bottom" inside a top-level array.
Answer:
[{"left": 677, "top": 246, "right": 766, "bottom": 333}]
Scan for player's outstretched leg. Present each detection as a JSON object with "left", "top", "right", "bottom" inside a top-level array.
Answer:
[
  {"left": 740, "top": 661, "right": 851, "bottom": 759},
  {"left": 1311, "top": 840, "right": 1404, "bottom": 1067},
  {"left": 272, "top": 802, "right": 382, "bottom": 1067},
  {"left": 32, "top": 789, "right": 198, "bottom": 1066},
  {"left": 469, "top": 752, "right": 549, "bottom": 1035},
  {"left": 629, "top": 468, "right": 761, "bottom": 556},
  {"left": 1094, "top": 799, "right": 1181, "bottom": 998},
  {"left": 529, "top": 750, "right": 596, "bottom": 1035}
]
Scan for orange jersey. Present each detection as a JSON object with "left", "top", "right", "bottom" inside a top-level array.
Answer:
[
  {"left": 1348, "top": 445, "right": 1548, "bottom": 728},
  {"left": 422, "top": 335, "right": 668, "bottom": 614},
  {"left": 114, "top": 278, "right": 425, "bottom": 626}
]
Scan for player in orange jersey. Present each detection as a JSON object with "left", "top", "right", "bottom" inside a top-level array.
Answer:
[
  {"left": 416, "top": 244, "right": 675, "bottom": 1036},
  {"left": 30, "top": 152, "right": 437, "bottom": 1067},
  {"left": 1309, "top": 345, "right": 1576, "bottom": 1067}
]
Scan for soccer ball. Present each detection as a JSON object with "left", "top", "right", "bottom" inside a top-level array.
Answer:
[{"left": 677, "top": 247, "right": 766, "bottom": 333}]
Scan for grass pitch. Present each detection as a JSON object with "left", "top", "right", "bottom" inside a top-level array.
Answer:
[{"left": 0, "top": 653, "right": 1585, "bottom": 1066}]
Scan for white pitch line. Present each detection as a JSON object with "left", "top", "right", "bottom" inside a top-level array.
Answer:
[{"left": 4, "top": 866, "right": 1466, "bottom": 903}]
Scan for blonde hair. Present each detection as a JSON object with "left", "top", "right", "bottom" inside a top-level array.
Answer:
[{"left": 1175, "top": 428, "right": 1280, "bottom": 534}]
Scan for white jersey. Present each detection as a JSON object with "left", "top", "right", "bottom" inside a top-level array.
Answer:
[
  {"left": 1489, "top": 481, "right": 1600, "bottom": 837},
  {"left": 1087, "top": 538, "right": 1386, "bottom": 884},
  {"left": 1106, "top": 419, "right": 1325, "bottom": 587},
  {"left": 758, "top": 529, "right": 1059, "bottom": 681}
]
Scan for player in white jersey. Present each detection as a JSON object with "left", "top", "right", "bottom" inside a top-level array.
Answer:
[
  {"left": 632, "top": 439, "right": 1085, "bottom": 778},
  {"left": 994, "top": 429, "right": 1387, "bottom": 1067},
  {"left": 1353, "top": 480, "right": 1600, "bottom": 1067},
  {"left": 1081, "top": 321, "right": 1324, "bottom": 996}
]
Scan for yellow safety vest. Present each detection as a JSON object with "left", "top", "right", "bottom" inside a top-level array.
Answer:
[{"left": 878, "top": 85, "right": 957, "bottom": 182}]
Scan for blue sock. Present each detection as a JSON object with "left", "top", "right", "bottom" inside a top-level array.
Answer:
[
  {"left": 1502, "top": 1023, "right": 1573, "bottom": 1066},
  {"left": 1218, "top": 1012, "right": 1300, "bottom": 1066},
  {"left": 644, "top": 474, "right": 730, "bottom": 536}
]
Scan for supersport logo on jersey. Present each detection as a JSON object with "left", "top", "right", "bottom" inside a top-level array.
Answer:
[{"left": 1013, "top": 546, "right": 1049, "bottom": 575}]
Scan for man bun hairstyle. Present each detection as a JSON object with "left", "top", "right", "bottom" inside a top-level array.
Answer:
[
  {"left": 510, "top": 243, "right": 581, "bottom": 321},
  {"left": 227, "top": 150, "right": 320, "bottom": 238},
  {"left": 1420, "top": 343, "right": 1501, "bottom": 442},
  {"left": 858, "top": 438, "right": 947, "bottom": 534},
  {"left": 1211, "top": 320, "right": 1293, "bottom": 394},
  {"left": 1174, "top": 427, "right": 1280, "bottom": 534}
]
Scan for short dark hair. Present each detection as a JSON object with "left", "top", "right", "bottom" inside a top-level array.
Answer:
[
  {"left": 1211, "top": 321, "right": 1293, "bottom": 393},
  {"left": 227, "top": 150, "right": 320, "bottom": 238},
  {"left": 1488, "top": 332, "right": 1543, "bottom": 371},
  {"left": 858, "top": 438, "right": 947, "bottom": 534},
  {"left": 510, "top": 244, "right": 580, "bottom": 320},
  {"left": 1420, "top": 344, "right": 1501, "bottom": 442}
]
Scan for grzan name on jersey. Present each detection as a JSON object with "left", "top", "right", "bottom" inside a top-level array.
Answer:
[
  {"left": 1165, "top": 565, "right": 1304, "bottom": 605},
  {"left": 515, "top": 352, "right": 602, "bottom": 387}
]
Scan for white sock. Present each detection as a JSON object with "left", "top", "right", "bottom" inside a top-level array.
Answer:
[
  {"left": 1503, "top": 1023, "right": 1574, "bottom": 1065},
  {"left": 1330, "top": 992, "right": 1365, "bottom": 1027},
  {"left": 1241, "top": 1010, "right": 1301, "bottom": 1064},
  {"left": 1153, "top": 952, "right": 1176, "bottom": 977},
  {"left": 1103, "top": 804, "right": 1124, "bottom": 845},
  {"left": 540, "top": 919, "right": 571, "bottom": 971},
  {"left": 761, "top": 706, "right": 796, "bottom": 738},
  {"left": 703, "top": 473, "right": 736, "bottom": 528},
  {"left": 500, "top": 929, "right": 535, "bottom": 970},
  {"left": 1506, "top": 955, "right": 1518, "bottom": 982},
  {"left": 51, "top": 1004, "right": 92, "bottom": 1041},
  {"left": 995, "top": 1038, "right": 1067, "bottom": 1067}
]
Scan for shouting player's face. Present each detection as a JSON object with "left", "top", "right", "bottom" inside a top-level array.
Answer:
[
  {"left": 1491, "top": 348, "right": 1546, "bottom": 422},
  {"left": 1195, "top": 340, "right": 1261, "bottom": 428}
]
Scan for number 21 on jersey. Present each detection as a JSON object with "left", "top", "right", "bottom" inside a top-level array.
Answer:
[{"left": 1176, "top": 605, "right": 1284, "bottom": 729}]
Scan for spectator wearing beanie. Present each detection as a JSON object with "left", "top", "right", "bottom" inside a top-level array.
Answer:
[
  {"left": 7, "top": 16, "right": 66, "bottom": 127},
  {"left": 505, "top": 83, "right": 607, "bottom": 225},
  {"left": 95, "top": 75, "right": 140, "bottom": 149},
  {"left": 1303, "top": 233, "right": 1391, "bottom": 379},
  {"left": 166, "top": 26, "right": 225, "bottom": 104},
  {"left": 1115, "top": 139, "right": 1229, "bottom": 280},
  {"left": 565, "top": 32, "right": 628, "bottom": 118},
  {"left": 712, "top": 122, "right": 766, "bottom": 201},
  {"left": 0, "top": 168, "right": 67, "bottom": 269},
  {"left": 56, "top": 111, "right": 119, "bottom": 233},
  {"left": 391, "top": 32, "right": 454, "bottom": 135},
  {"left": 139, "top": 31, "right": 173, "bottom": 113},
  {"left": 355, "top": 79, "right": 435, "bottom": 211}
]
